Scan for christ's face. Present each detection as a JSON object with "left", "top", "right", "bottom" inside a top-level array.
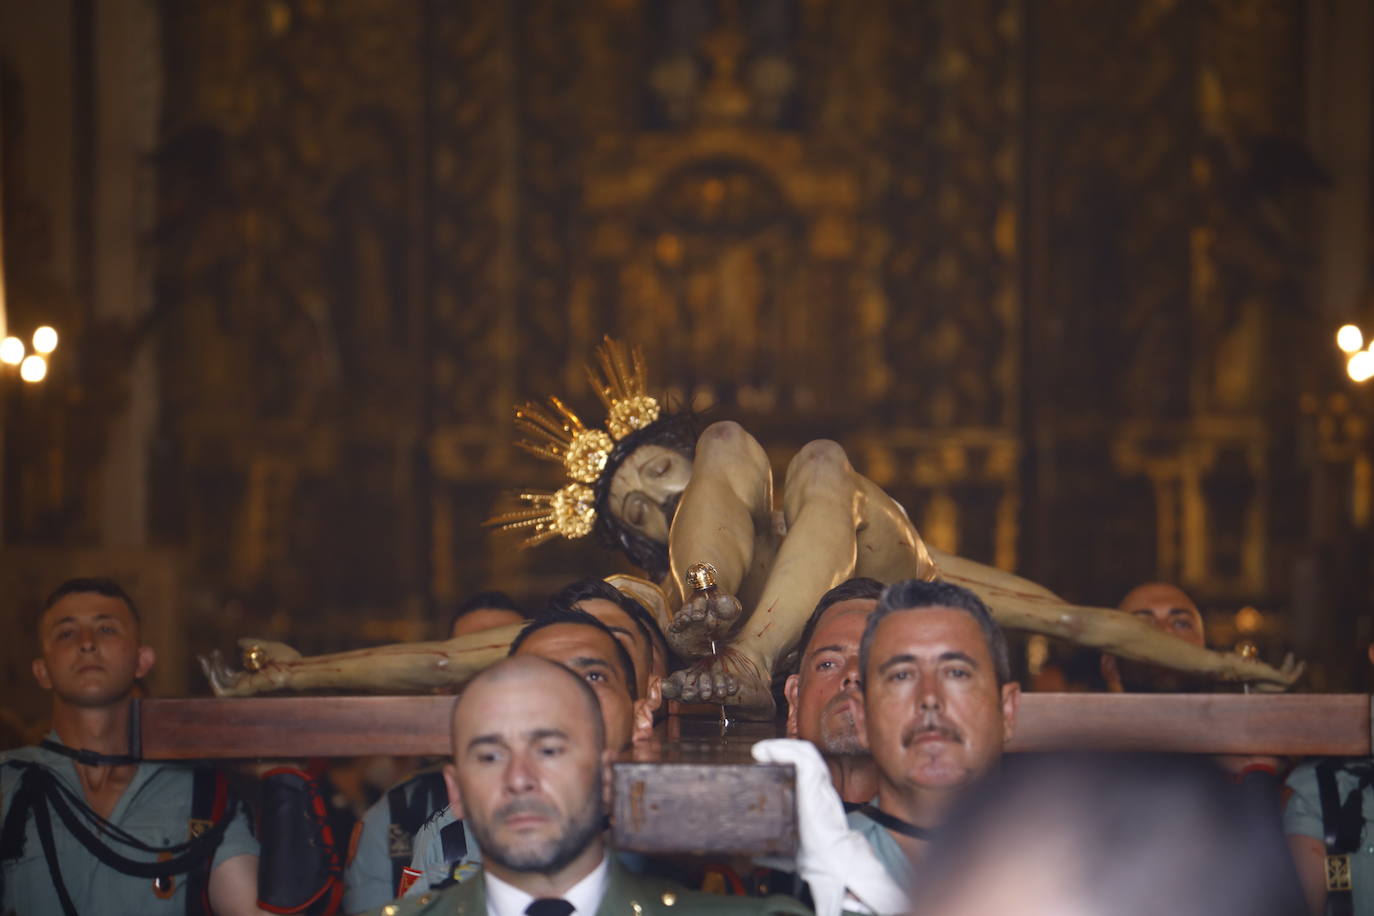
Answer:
[{"left": 607, "top": 445, "right": 692, "bottom": 544}]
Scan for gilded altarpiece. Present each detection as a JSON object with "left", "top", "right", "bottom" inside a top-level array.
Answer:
[
  {"left": 153, "top": 0, "right": 434, "bottom": 654},
  {"left": 1026, "top": 0, "right": 1307, "bottom": 614}
]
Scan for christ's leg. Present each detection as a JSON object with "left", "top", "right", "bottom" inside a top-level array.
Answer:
[
  {"left": 664, "top": 421, "right": 776, "bottom": 659},
  {"left": 669, "top": 440, "right": 868, "bottom": 713}
]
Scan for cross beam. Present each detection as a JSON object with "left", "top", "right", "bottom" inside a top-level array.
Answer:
[
  {"left": 134, "top": 693, "right": 1369, "bottom": 856},
  {"left": 134, "top": 693, "right": 1372, "bottom": 760}
]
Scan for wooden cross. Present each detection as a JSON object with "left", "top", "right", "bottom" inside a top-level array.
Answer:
[{"left": 134, "top": 693, "right": 1370, "bottom": 857}]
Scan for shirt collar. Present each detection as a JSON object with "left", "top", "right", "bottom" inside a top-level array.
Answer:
[{"left": 483, "top": 852, "right": 610, "bottom": 916}]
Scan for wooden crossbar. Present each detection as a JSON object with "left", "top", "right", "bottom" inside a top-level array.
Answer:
[
  {"left": 134, "top": 693, "right": 1370, "bottom": 856},
  {"left": 135, "top": 693, "right": 1372, "bottom": 760}
]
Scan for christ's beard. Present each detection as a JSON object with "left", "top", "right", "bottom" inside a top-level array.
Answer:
[{"left": 662, "top": 491, "right": 683, "bottom": 527}]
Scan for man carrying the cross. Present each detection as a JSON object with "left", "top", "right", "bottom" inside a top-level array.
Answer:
[
  {"left": 2, "top": 578, "right": 343, "bottom": 915},
  {"left": 0, "top": 578, "right": 264, "bottom": 915}
]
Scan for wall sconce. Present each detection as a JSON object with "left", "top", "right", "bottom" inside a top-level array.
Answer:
[
  {"left": 1338, "top": 324, "right": 1374, "bottom": 381},
  {"left": 1, "top": 325, "right": 58, "bottom": 384}
]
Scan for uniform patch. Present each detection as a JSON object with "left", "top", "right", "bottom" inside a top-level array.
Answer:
[
  {"left": 1326, "top": 853, "right": 1353, "bottom": 892},
  {"left": 388, "top": 823, "right": 414, "bottom": 859},
  {"left": 398, "top": 865, "right": 423, "bottom": 897}
]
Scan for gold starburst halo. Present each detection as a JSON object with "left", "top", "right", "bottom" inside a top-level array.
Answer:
[
  {"left": 588, "top": 338, "right": 661, "bottom": 439},
  {"left": 514, "top": 396, "right": 615, "bottom": 484},
  {"left": 484, "top": 484, "right": 597, "bottom": 546},
  {"left": 606, "top": 395, "right": 661, "bottom": 441},
  {"left": 488, "top": 335, "right": 664, "bottom": 547}
]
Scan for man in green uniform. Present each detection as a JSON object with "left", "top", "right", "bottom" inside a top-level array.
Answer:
[
  {"left": 0, "top": 578, "right": 263, "bottom": 915},
  {"left": 398, "top": 609, "right": 654, "bottom": 902},
  {"left": 367, "top": 655, "right": 808, "bottom": 916}
]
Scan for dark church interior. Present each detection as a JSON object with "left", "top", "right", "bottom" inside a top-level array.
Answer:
[{"left": 6, "top": 2, "right": 1374, "bottom": 914}]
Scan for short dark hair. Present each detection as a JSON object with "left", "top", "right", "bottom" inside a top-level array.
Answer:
[
  {"left": 859, "top": 579, "right": 1011, "bottom": 687},
  {"left": 792, "top": 577, "right": 885, "bottom": 675},
  {"left": 509, "top": 609, "right": 639, "bottom": 700},
  {"left": 40, "top": 578, "right": 141, "bottom": 633},
  {"left": 459, "top": 657, "right": 607, "bottom": 755},
  {"left": 591, "top": 410, "right": 699, "bottom": 579},
  {"left": 547, "top": 577, "right": 667, "bottom": 669},
  {"left": 448, "top": 590, "right": 526, "bottom": 635}
]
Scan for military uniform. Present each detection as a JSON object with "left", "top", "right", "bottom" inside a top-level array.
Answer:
[
  {"left": 1285, "top": 759, "right": 1374, "bottom": 915},
  {"left": 401, "top": 804, "right": 481, "bottom": 899},
  {"left": 845, "top": 806, "right": 914, "bottom": 889},
  {"left": 0, "top": 737, "right": 258, "bottom": 916},
  {"left": 366, "top": 855, "right": 813, "bottom": 915},
  {"left": 346, "top": 768, "right": 475, "bottom": 912}
]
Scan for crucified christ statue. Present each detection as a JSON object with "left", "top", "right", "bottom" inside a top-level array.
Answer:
[{"left": 201, "top": 339, "right": 1301, "bottom": 712}]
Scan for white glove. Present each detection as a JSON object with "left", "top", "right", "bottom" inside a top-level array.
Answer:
[{"left": 752, "top": 738, "right": 910, "bottom": 916}]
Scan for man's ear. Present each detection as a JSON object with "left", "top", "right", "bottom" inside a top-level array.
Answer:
[
  {"left": 443, "top": 762, "right": 465, "bottom": 819},
  {"left": 1000, "top": 681, "right": 1021, "bottom": 743},
  {"left": 135, "top": 646, "right": 156, "bottom": 680},
  {"left": 1100, "top": 653, "right": 1123, "bottom": 692},
  {"left": 32, "top": 658, "right": 52, "bottom": 691},
  {"left": 783, "top": 674, "right": 800, "bottom": 738},
  {"left": 631, "top": 697, "right": 655, "bottom": 745}
]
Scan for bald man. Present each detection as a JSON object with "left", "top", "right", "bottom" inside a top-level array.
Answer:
[
  {"left": 399, "top": 611, "right": 654, "bottom": 902},
  {"left": 1101, "top": 583, "right": 1209, "bottom": 693},
  {"left": 1104, "top": 582, "right": 1285, "bottom": 790},
  {"left": 368, "top": 657, "right": 806, "bottom": 915}
]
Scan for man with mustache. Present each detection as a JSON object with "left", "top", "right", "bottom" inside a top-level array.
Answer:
[
  {"left": 367, "top": 655, "right": 806, "bottom": 915},
  {"left": 850, "top": 579, "right": 1020, "bottom": 886},
  {"left": 783, "top": 578, "right": 884, "bottom": 805}
]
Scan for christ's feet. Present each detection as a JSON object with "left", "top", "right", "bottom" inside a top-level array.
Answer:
[
  {"left": 667, "top": 587, "right": 744, "bottom": 658},
  {"left": 662, "top": 651, "right": 774, "bottom": 718}
]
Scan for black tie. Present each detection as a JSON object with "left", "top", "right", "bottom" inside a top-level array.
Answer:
[{"left": 526, "top": 899, "right": 575, "bottom": 916}]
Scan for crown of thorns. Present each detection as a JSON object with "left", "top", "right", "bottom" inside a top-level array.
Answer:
[{"left": 485, "top": 337, "right": 663, "bottom": 546}]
